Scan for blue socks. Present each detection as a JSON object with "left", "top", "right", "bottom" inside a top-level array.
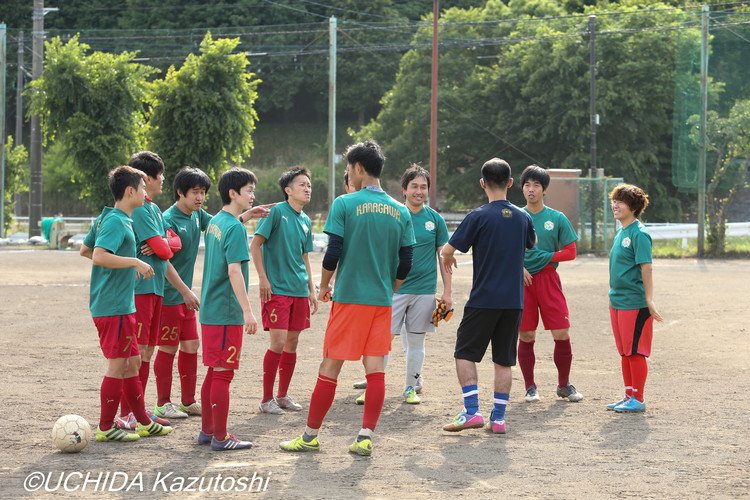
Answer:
[
  {"left": 462, "top": 385, "right": 479, "bottom": 415},
  {"left": 491, "top": 392, "right": 509, "bottom": 422}
]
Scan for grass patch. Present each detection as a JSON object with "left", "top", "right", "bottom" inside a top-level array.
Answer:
[{"left": 652, "top": 235, "right": 750, "bottom": 258}]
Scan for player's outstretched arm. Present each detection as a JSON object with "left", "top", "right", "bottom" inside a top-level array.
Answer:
[
  {"left": 640, "top": 263, "right": 663, "bottom": 322},
  {"left": 436, "top": 244, "right": 454, "bottom": 310},
  {"left": 92, "top": 247, "right": 154, "bottom": 279},
  {"left": 166, "top": 261, "right": 199, "bottom": 310},
  {"left": 239, "top": 203, "right": 276, "bottom": 222},
  {"left": 228, "top": 262, "right": 257, "bottom": 334},
  {"left": 440, "top": 244, "right": 458, "bottom": 275}
]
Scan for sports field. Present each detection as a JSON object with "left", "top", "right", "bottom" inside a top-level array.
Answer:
[{"left": 0, "top": 249, "right": 748, "bottom": 497}]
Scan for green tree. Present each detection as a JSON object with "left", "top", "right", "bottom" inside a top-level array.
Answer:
[
  {"left": 26, "top": 35, "right": 156, "bottom": 210},
  {"left": 148, "top": 33, "right": 260, "bottom": 193},
  {"left": 690, "top": 99, "right": 750, "bottom": 256},
  {"left": 3, "top": 136, "right": 29, "bottom": 233}
]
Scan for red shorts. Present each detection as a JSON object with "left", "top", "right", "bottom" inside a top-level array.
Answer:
[
  {"left": 201, "top": 324, "right": 244, "bottom": 370},
  {"left": 323, "top": 303, "right": 391, "bottom": 361},
  {"left": 262, "top": 294, "right": 311, "bottom": 332},
  {"left": 94, "top": 314, "right": 140, "bottom": 359},
  {"left": 134, "top": 293, "right": 163, "bottom": 347},
  {"left": 519, "top": 266, "right": 570, "bottom": 331},
  {"left": 610, "top": 307, "right": 653, "bottom": 357},
  {"left": 158, "top": 304, "right": 199, "bottom": 346}
]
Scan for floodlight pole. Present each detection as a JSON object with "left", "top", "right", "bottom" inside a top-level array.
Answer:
[
  {"left": 429, "top": 0, "right": 439, "bottom": 208},
  {"left": 328, "top": 16, "right": 337, "bottom": 210},
  {"left": 697, "top": 4, "right": 709, "bottom": 258},
  {"left": 29, "top": 0, "right": 44, "bottom": 236},
  {"left": 588, "top": 15, "right": 598, "bottom": 251},
  {"left": 1, "top": 23, "right": 7, "bottom": 237}
]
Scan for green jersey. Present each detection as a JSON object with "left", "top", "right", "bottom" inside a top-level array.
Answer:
[
  {"left": 83, "top": 207, "right": 113, "bottom": 249},
  {"left": 324, "top": 187, "right": 415, "bottom": 306},
  {"left": 200, "top": 210, "right": 250, "bottom": 325},
  {"left": 162, "top": 205, "right": 212, "bottom": 306},
  {"left": 89, "top": 208, "right": 137, "bottom": 317},
  {"left": 397, "top": 205, "right": 449, "bottom": 295},
  {"left": 132, "top": 198, "right": 169, "bottom": 297},
  {"left": 255, "top": 201, "right": 314, "bottom": 297},
  {"left": 523, "top": 206, "right": 579, "bottom": 275},
  {"left": 609, "top": 220, "right": 652, "bottom": 310}
]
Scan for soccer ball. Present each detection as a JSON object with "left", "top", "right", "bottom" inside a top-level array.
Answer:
[{"left": 52, "top": 415, "right": 92, "bottom": 453}]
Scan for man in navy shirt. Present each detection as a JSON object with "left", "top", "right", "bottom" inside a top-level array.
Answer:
[{"left": 440, "top": 158, "right": 535, "bottom": 435}]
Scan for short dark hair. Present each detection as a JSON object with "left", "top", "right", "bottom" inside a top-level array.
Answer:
[
  {"left": 400, "top": 164, "right": 430, "bottom": 190},
  {"left": 345, "top": 139, "right": 385, "bottom": 178},
  {"left": 218, "top": 167, "right": 257, "bottom": 205},
  {"left": 520, "top": 165, "right": 550, "bottom": 191},
  {"left": 108, "top": 165, "right": 146, "bottom": 201},
  {"left": 173, "top": 166, "right": 211, "bottom": 201},
  {"left": 279, "top": 167, "right": 311, "bottom": 200},
  {"left": 342, "top": 170, "right": 349, "bottom": 189},
  {"left": 609, "top": 183, "right": 650, "bottom": 217},
  {"left": 128, "top": 151, "right": 165, "bottom": 178},
  {"left": 481, "top": 158, "right": 511, "bottom": 188}
]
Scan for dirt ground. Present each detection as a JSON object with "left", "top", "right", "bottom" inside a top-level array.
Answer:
[{"left": 0, "top": 249, "right": 748, "bottom": 498}]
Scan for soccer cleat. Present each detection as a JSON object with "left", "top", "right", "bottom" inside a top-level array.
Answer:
[
  {"left": 607, "top": 396, "right": 631, "bottom": 411},
  {"left": 415, "top": 375, "right": 424, "bottom": 394},
  {"left": 154, "top": 402, "right": 188, "bottom": 419},
  {"left": 355, "top": 392, "right": 366, "bottom": 405},
  {"left": 179, "top": 401, "right": 202, "bottom": 416},
  {"left": 556, "top": 384, "right": 584, "bottom": 402},
  {"left": 614, "top": 398, "right": 646, "bottom": 413},
  {"left": 404, "top": 386, "right": 421, "bottom": 404},
  {"left": 276, "top": 395, "right": 303, "bottom": 412},
  {"left": 352, "top": 380, "right": 368, "bottom": 390},
  {"left": 259, "top": 398, "right": 286, "bottom": 415},
  {"left": 349, "top": 436, "right": 373, "bottom": 457},
  {"left": 211, "top": 434, "right": 253, "bottom": 451},
  {"left": 136, "top": 421, "right": 173, "bottom": 437},
  {"left": 148, "top": 411, "right": 171, "bottom": 426},
  {"left": 524, "top": 386, "right": 541, "bottom": 403},
  {"left": 279, "top": 435, "right": 320, "bottom": 452},
  {"left": 114, "top": 413, "right": 137, "bottom": 431},
  {"left": 95, "top": 426, "right": 140, "bottom": 442},
  {"left": 442, "top": 410, "right": 485, "bottom": 432},
  {"left": 197, "top": 431, "right": 213, "bottom": 445},
  {"left": 485, "top": 419, "right": 507, "bottom": 434}
]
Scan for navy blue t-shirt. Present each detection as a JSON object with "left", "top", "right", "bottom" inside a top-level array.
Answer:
[{"left": 449, "top": 200, "right": 535, "bottom": 309}]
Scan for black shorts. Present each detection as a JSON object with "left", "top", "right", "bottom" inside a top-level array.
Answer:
[{"left": 454, "top": 307, "right": 522, "bottom": 366}]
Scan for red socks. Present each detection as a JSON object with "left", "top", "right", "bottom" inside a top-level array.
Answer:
[
  {"left": 154, "top": 350, "right": 175, "bottom": 406},
  {"left": 139, "top": 360, "right": 151, "bottom": 395},
  {"left": 99, "top": 377, "right": 123, "bottom": 431},
  {"left": 621, "top": 355, "right": 634, "bottom": 397},
  {"left": 210, "top": 370, "right": 234, "bottom": 441},
  {"left": 200, "top": 368, "right": 214, "bottom": 435},
  {"left": 277, "top": 351, "right": 297, "bottom": 398},
  {"left": 553, "top": 339, "right": 573, "bottom": 387},
  {"left": 517, "top": 340, "right": 536, "bottom": 389},
  {"left": 362, "top": 372, "right": 385, "bottom": 431},
  {"left": 178, "top": 350, "right": 198, "bottom": 406},
  {"left": 122, "top": 376, "right": 150, "bottom": 425},
  {"left": 262, "top": 350, "right": 282, "bottom": 402},
  {"left": 306, "top": 375, "right": 337, "bottom": 430},
  {"left": 628, "top": 354, "right": 648, "bottom": 402}
]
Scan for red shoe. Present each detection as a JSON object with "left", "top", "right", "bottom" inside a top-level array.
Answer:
[
  {"left": 147, "top": 410, "right": 171, "bottom": 426},
  {"left": 114, "top": 412, "right": 137, "bottom": 431}
]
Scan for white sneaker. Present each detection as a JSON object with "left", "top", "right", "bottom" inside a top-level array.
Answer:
[
  {"left": 259, "top": 398, "right": 286, "bottom": 415},
  {"left": 276, "top": 396, "right": 303, "bottom": 412},
  {"left": 557, "top": 384, "right": 584, "bottom": 402},
  {"left": 415, "top": 375, "right": 424, "bottom": 394},
  {"left": 524, "top": 386, "right": 541, "bottom": 403},
  {"left": 179, "top": 401, "right": 202, "bottom": 416},
  {"left": 154, "top": 402, "right": 189, "bottom": 419}
]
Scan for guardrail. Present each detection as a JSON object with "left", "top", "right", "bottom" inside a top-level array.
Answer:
[{"left": 645, "top": 222, "right": 750, "bottom": 240}]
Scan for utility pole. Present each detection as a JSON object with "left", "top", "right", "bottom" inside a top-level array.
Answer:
[
  {"left": 588, "top": 15, "right": 598, "bottom": 251},
  {"left": 29, "top": 0, "right": 45, "bottom": 237},
  {"left": 327, "top": 16, "right": 337, "bottom": 210},
  {"left": 697, "top": 4, "right": 709, "bottom": 258},
  {"left": 16, "top": 32, "right": 24, "bottom": 144},
  {"left": 429, "top": 0, "right": 439, "bottom": 207},
  {"left": 1, "top": 23, "right": 6, "bottom": 237}
]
